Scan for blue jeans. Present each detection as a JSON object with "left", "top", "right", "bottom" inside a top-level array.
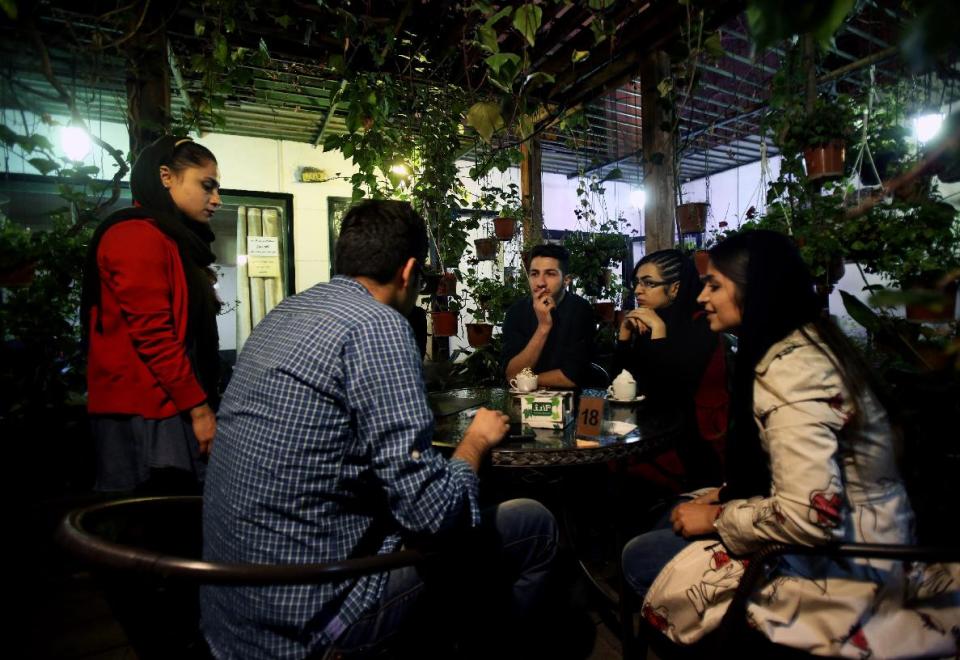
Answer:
[
  {"left": 621, "top": 500, "right": 693, "bottom": 601},
  {"left": 328, "top": 498, "right": 558, "bottom": 655}
]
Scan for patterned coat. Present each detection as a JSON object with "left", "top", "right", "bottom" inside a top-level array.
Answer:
[{"left": 643, "top": 326, "right": 960, "bottom": 658}]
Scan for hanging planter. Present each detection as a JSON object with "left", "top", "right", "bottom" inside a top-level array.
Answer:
[
  {"left": 435, "top": 272, "right": 458, "bottom": 297},
  {"left": 694, "top": 250, "right": 710, "bottom": 276},
  {"left": 431, "top": 311, "right": 459, "bottom": 337},
  {"left": 465, "top": 322, "right": 493, "bottom": 347},
  {"left": 905, "top": 280, "right": 958, "bottom": 322},
  {"left": 593, "top": 301, "right": 615, "bottom": 323},
  {"left": 493, "top": 217, "right": 517, "bottom": 241},
  {"left": 474, "top": 237, "right": 499, "bottom": 261},
  {"left": 0, "top": 261, "right": 37, "bottom": 287},
  {"left": 676, "top": 203, "right": 708, "bottom": 234},
  {"left": 803, "top": 140, "right": 846, "bottom": 180}
]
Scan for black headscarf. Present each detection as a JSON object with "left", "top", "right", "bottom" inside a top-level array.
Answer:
[{"left": 81, "top": 136, "right": 221, "bottom": 408}]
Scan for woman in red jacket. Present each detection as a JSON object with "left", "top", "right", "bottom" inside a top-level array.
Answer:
[{"left": 81, "top": 136, "right": 222, "bottom": 493}]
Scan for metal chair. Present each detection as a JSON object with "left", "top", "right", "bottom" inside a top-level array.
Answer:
[{"left": 56, "top": 496, "right": 431, "bottom": 659}]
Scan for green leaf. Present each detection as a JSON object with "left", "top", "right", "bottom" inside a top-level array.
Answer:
[
  {"left": 703, "top": 32, "right": 725, "bottom": 59},
  {"left": 477, "top": 24, "right": 499, "bottom": 53},
  {"left": 590, "top": 20, "right": 607, "bottom": 45},
  {"left": 512, "top": 4, "right": 542, "bottom": 47},
  {"left": 657, "top": 78, "right": 674, "bottom": 97},
  {"left": 0, "top": 0, "right": 15, "bottom": 19},
  {"left": 0, "top": 125, "right": 19, "bottom": 147},
  {"left": 213, "top": 34, "right": 229, "bottom": 65},
  {"left": 517, "top": 113, "right": 534, "bottom": 141},
  {"left": 194, "top": 19, "right": 206, "bottom": 37},
  {"left": 465, "top": 101, "right": 505, "bottom": 143},
  {"left": 588, "top": 0, "right": 614, "bottom": 9},
  {"left": 484, "top": 52, "right": 520, "bottom": 76},
  {"left": 840, "top": 291, "right": 881, "bottom": 333},
  {"left": 28, "top": 158, "right": 60, "bottom": 175},
  {"left": 572, "top": 50, "right": 590, "bottom": 63},
  {"left": 274, "top": 14, "right": 292, "bottom": 29},
  {"left": 483, "top": 5, "right": 514, "bottom": 29},
  {"left": 523, "top": 71, "right": 555, "bottom": 92},
  {"left": 600, "top": 167, "right": 623, "bottom": 183}
]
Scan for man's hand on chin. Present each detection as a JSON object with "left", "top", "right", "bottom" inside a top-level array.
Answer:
[{"left": 533, "top": 289, "right": 554, "bottom": 330}]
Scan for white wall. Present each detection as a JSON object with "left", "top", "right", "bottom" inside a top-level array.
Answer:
[{"left": 679, "top": 155, "right": 783, "bottom": 236}]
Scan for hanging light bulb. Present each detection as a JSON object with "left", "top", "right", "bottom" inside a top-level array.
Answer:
[
  {"left": 61, "top": 125, "right": 92, "bottom": 161},
  {"left": 913, "top": 112, "right": 944, "bottom": 144}
]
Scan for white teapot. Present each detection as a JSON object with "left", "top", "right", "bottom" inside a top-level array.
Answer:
[{"left": 608, "top": 370, "right": 637, "bottom": 401}]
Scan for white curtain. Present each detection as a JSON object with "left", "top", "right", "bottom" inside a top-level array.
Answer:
[{"left": 236, "top": 205, "right": 286, "bottom": 351}]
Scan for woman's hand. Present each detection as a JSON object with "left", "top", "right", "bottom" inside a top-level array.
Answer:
[
  {"left": 629, "top": 307, "right": 666, "bottom": 339},
  {"left": 618, "top": 309, "right": 654, "bottom": 340},
  {"left": 190, "top": 403, "right": 217, "bottom": 455},
  {"left": 670, "top": 502, "right": 721, "bottom": 538}
]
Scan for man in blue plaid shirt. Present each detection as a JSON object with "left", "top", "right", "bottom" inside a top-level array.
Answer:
[{"left": 201, "top": 200, "right": 557, "bottom": 658}]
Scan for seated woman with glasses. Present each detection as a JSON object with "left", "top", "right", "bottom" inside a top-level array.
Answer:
[{"left": 613, "top": 249, "right": 729, "bottom": 490}]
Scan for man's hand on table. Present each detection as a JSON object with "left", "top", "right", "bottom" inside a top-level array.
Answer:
[{"left": 453, "top": 408, "right": 510, "bottom": 472}]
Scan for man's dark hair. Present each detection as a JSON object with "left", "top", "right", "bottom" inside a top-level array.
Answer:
[
  {"left": 530, "top": 243, "right": 570, "bottom": 275},
  {"left": 335, "top": 200, "right": 428, "bottom": 283}
]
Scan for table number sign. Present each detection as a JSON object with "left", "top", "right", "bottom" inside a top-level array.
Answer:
[{"left": 576, "top": 396, "right": 604, "bottom": 437}]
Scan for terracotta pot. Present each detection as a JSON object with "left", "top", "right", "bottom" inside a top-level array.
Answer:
[
  {"left": 593, "top": 301, "right": 615, "bottom": 323},
  {"left": 803, "top": 140, "right": 846, "bottom": 181},
  {"left": 0, "top": 261, "right": 37, "bottom": 287},
  {"left": 493, "top": 217, "right": 517, "bottom": 241},
  {"left": 431, "top": 311, "right": 459, "bottom": 337},
  {"left": 435, "top": 272, "right": 457, "bottom": 297},
  {"left": 905, "top": 281, "right": 958, "bottom": 322},
  {"left": 466, "top": 322, "right": 493, "bottom": 347},
  {"left": 474, "top": 237, "right": 499, "bottom": 261},
  {"left": 676, "top": 203, "right": 708, "bottom": 234},
  {"left": 693, "top": 250, "right": 710, "bottom": 276}
]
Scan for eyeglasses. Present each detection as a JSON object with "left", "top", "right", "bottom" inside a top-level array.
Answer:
[{"left": 632, "top": 277, "right": 674, "bottom": 290}]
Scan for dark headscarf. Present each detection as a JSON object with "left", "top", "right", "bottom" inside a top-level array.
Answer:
[{"left": 81, "top": 136, "right": 221, "bottom": 408}]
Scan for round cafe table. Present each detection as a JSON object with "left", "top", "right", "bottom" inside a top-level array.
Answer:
[
  {"left": 430, "top": 386, "right": 684, "bottom": 658},
  {"left": 429, "top": 386, "right": 682, "bottom": 467}
]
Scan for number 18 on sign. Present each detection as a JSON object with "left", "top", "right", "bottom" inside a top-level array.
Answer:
[{"left": 576, "top": 396, "right": 604, "bottom": 437}]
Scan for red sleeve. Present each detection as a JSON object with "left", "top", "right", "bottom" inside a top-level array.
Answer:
[{"left": 98, "top": 221, "right": 207, "bottom": 411}]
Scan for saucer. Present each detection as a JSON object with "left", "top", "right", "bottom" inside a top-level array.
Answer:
[
  {"left": 509, "top": 387, "right": 540, "bottom": 395},
  {"left": 607, "top": 394, "right": 646, "bottom": 404}
]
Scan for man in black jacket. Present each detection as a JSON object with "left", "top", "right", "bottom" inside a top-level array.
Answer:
[{"left": 502, "top": 244, "right": 595, "bottom": 388}]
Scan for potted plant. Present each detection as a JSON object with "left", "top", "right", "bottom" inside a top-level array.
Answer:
[
  {"left": 491, "top": 183, "right": 524, "bottom": 241},
  {"left": 434, "top": 270, "right": 458, "bottom": 297},
  {"left": 474, "top": 236, "right": 499, "bottom": 261},
  {"left": 430, "top": 295, "right": 461, "bottom": 338},
  {"left": 676, "top": 202, "right": 709, "bottom": 234},
  {"left": 462, "top": 262, "right": 525, "bottom": 347},
  {"left": 783, "top": 96, "right": 856, "bottom": 181}
]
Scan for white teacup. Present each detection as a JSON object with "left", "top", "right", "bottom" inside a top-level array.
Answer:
[
  {"left": 510, "top": 374, "right": 538, "bottom": 392},
  {"left": 608, "top": 370, "right": 637, "bottom": 401}
]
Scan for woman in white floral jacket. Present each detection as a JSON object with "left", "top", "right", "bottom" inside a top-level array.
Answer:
[{"left": 624, "top": 230, "right": 960, "bottom": 658}]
